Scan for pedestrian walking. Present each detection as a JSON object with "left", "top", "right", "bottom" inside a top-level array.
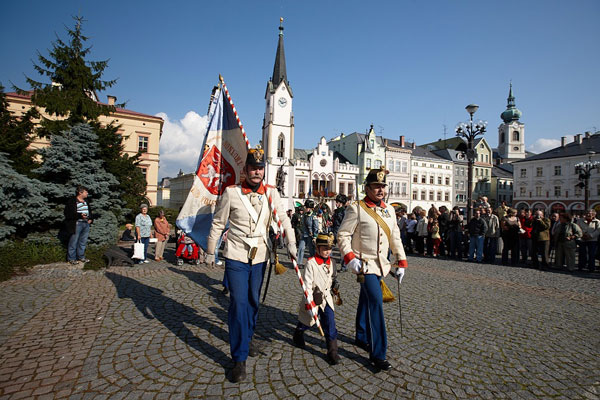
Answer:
[
  {"left": 135, "top": 204, "right": 152, "bottom": 264},
  {"left": 467, "top": 209, "right": 486, "bottom": 262},
  {"left": 293, "top": 233, "right": 341, "bottom": 365},
  {"left": 337, "top": 166, "right": 407, "bottom": 372}
]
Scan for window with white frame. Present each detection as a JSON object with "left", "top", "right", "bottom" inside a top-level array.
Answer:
[
  {"left": 445, "top": 177, "right": 450, "bottom": 185},
  {"left": 429, "top": 191, "right": 434, "bottom": 200},
  {"left": 339, "top": 182, "right": 345, "bottom": 195},
  {"left": 445, "top": 192, "right": 449, "bottom": 202},
  {"left": 401, "top": 161, "right": 408, "bottom": 173},
  {"left": 437, "top": 176, "right": 442, "bottom": 185},
  {"left": 374, "top": 159, "right": 382, "bottom": 169},
  {"left": 536, "top": 187, "right": 542, "bottom": 196},
  {"left": 401, "top": 182, "right": 407, "bottom": 195},
  {"left": 520, "top": 169, "right": 526, "bottom": 178},
  {"left": 138, "top": 135, "right": 149, "bottom": 153},
  {"left": 366, "top": 158, "right": 371, "bottom": 169},
  {"left": 554, "top": 186, "right": 561, "bottom": 196},
  {"left": 412, "top": 190, "right": 417, "bottom": 200},
  {"left": 413, "top": 174, "right": 418, "bottom": 183},
  {"left": 520, "top": 187, "right": 526, "bottom": 196},
  {"left": 421, "top": 190, "right": 426, "bottom": 200},
  {"left": 554, "top": 166, "right": 561, "bottom": 176}
]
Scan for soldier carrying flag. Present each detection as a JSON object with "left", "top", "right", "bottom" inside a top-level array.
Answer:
[{"left": 206, "top": 147, "right": 296, "bottom": 382}]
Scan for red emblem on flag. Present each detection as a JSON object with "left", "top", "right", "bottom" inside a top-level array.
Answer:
[{"left": 197, "top": 145, "right": 236, "bottom": 195}]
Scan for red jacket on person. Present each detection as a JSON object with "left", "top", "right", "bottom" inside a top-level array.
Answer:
[{"left": 519, "top": 215, "right": 533, "bottom": 239}]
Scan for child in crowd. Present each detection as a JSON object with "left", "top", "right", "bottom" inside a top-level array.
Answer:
[{"left": 292, "top": 233, "right": 340, "bottom": 365}]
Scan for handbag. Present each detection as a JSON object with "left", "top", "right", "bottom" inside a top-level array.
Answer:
[{"left": 132, "top": 241, "right": 145, "bottom": 259}]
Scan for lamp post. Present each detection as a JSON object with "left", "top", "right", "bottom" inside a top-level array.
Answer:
[
  {"left": 456, "top": 104, "right": 487, "bottom": 221},
  {"left": 575, "top": 151, "right": 600, "bottom": 212}
]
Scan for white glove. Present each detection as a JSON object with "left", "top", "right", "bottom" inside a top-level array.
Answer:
[
  {"left": 392, "top": 267, "right": 405, "bottom": 283},
  {"left": 205, "top": 254, "right": 215, "bottom": 267},
  {"left": 347, "top": 258, "right": 363, "bottom": 274},
  {"left": 287, "top": 242, "right": 298, "bottom": 260}
]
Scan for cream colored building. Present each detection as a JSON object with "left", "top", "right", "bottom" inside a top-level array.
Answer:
[{"left": 6, "top": 92, "right": 163, "bottom": 205}]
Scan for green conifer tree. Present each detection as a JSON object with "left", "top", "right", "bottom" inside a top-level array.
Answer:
[
  {"left": 0, "top": 152, "right": 52, "bottom": 242},
  {"left": 35, "top": 123, "right": 121, "bottom": 246},
  {"left": 0, "top": 85, "right": 39, "bottom": 176},
  {"left": 15, "top": 16, "right": 148, "bottom": 220}
]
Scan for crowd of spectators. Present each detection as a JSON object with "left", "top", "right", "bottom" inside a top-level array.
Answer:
[{"left": 396, "top": 197, "right": 599, "bottom": 273}]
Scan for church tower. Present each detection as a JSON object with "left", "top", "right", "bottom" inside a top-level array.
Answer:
[
  {"left": 262, "top": 18, "right": 295, "bottom": 187},
  {"left": 497, "top": 83, "right": 525, "bottom": 161}
]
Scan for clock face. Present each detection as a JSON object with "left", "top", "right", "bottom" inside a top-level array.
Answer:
[{"left": 278, "top": 97, "right": 287, "bottom": 107}]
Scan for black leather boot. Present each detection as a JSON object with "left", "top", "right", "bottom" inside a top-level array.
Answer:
[
  {"left": 231, "top": 361, "right": 246, "bottom": 382},
  {"left": 326, "top": 339, "right": 340, "bottom": 365},
  {"left": 249, "top": 340, "right": 260, "bottom": 357},
  {"left": 293, "top": 328, "right": 305, "bottom": 349}
]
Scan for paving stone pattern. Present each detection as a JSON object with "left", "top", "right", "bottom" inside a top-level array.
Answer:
[{"left": 0, "top": 251, "right": 599, "bottom": 399}]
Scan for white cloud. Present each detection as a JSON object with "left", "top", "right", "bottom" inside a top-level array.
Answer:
[
  {"left": 157, "top": 111, "right": 208, "bottom": 179},
  {"left": 527, "top": 135, "right": 573, "bottom": 154}
]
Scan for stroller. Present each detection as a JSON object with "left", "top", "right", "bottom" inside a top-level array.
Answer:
[{"left": 175, "top": 232, "right": 201, "bottom": 266}]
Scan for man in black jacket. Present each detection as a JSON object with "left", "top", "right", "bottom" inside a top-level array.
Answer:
[
  {"left": 65, "top": 186, "right": 93, "bottom": 264},
  {"left": 467, "top": 209, "right": 487, "bottom": 263},
  {"left": 332, "top": 194, "right": 348, "bottom": 271}
]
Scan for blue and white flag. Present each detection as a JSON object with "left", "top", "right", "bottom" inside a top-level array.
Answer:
[{"left": 176, "top": 85, "right": 248, "bottom": 250}]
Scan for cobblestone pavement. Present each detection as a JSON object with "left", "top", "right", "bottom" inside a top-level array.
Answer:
[{"left": 0, "top": 249, "right": 599, "bottom": 399}]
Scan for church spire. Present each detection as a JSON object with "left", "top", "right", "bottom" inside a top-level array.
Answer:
[
  {"left": 271, "top": 17, "right": 288, "bottom": 89},
  {"left": 501, "top": 81, "right": 522, "bottom": 123}
]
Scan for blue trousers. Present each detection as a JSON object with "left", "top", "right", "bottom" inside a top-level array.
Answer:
[
  {"left": 67, "top": 220, "right": 90, "bottom": 261},
  {"left": 468, "top": 235, "right": 484, "bottom": 262},
  {"left": 138, "top": 237, "right": 150, "bottom": 263},
  {"left": 225, "top": 259, "right": 266, "bottom": 362},
  {"left": 297, "top": 236, "right": 315, "bottom": 265},
  {"left": 297, "top": 304, "right": 338, "bottom": 341},
  {"left": 355, "top": 274, "right": 387, "bottom": 360}
]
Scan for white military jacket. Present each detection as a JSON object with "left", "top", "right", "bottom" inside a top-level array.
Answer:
[
  {"left": 337, "top": 198, "right": 407, "bottom": 277},
  {"left": 298, "top": 255, "right": 335, "bottom": 327},
  {"left": 207, "top": 181, "right": 295, "bottom": 264}
]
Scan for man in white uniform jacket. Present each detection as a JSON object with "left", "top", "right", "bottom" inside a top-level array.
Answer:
[
  {"left": 337, "top": 166, "right": 407, "bottom": 371},
  {"left": 206, "top": 147, "right": 296, "bottom": 382}
]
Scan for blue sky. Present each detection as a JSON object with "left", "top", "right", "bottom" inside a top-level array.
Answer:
[{"left": 2, "top": 0, "right": 599, "bottom": 178}]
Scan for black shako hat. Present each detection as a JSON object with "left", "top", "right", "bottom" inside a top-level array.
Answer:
[
  {"left": 364, "top": 166, "right": 388, "bottom": 186},
  {"left": 315, "top": 232, "right": 335, "bottom": 249},
  {"left": 246, "top": 146, "right": 265, "bottom": 167}
]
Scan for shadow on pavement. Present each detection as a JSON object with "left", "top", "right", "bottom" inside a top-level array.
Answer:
[
  {"left": 168, "top": 266, "right": 374, "bottom": 371},
  {"left": 104, "top": 271, "right": 230, "bottom": 374}
]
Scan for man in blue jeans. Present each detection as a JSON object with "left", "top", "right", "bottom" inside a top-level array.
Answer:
[
  {"left": 467, "top": 209, "right": 487, "bottom": 263},
  {"left": 64, "top": 186, "right": 93, "bottom": 264},
  {"left": 205, "top": 147, "right": 296, "bottom": 382}
]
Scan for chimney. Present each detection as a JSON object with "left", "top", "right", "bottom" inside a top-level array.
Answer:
[
  {"left": 411, "top": 142, "right": 416, "bottom": 149},
  {"left": 561, "top": 137, "right": 567, "bottom": 147},
  {"left": 575, "top": 134, "right": 583, "bottom": 144},
  {"left": 107, "top": 95, "right": 117, "bottom": 105},
  {"left": 384, "top": 139, "right": 388, "bottom": 147},
  {"left": 400, "top": 135, "right": 405, "bottom": 147},
  {"left": 585, "top": 131, "right": 591, "bottom": 139}
]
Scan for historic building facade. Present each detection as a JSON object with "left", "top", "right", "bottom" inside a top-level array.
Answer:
[
  {"left": 329, "top": 125, "right": 387, "bottom": 198},
  {"left": 384, "top": 136, "right": 412, "bottom": 210},
  {"left": 512, "top": 133, "right": 600, "bottom": 215},
  {"left": 6, "top": 92, "right": 163, "bottom": 205},
  {"left": 410, "top": 147, "right": 454, "bottom": 212}
]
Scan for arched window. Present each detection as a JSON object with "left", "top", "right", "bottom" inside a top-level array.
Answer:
[
  {"left": 513, "top": 131, "right": 519, "bottom": 141},
  {"left": 277, "top": 134, "right": 285, "bottom": 158}
]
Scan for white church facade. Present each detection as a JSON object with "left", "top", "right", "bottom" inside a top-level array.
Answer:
[{"left": 262, "top": 20, "right": 359, "bottom": 209}]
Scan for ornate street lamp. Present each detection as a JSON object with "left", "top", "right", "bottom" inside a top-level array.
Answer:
[
  {"left": 456, "top": 104, "right": 487, "bottom": 221},
  {"left": 575, "top": 151, "right": 600, "bottom": 211}
]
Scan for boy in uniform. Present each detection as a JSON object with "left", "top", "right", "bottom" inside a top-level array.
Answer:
[{"left": 292, "top": 233, "right": 341, "bottom": 365}]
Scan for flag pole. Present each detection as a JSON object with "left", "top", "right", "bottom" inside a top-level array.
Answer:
[{"left": 219, "top": 75, "right": 324, "bottom": 336}]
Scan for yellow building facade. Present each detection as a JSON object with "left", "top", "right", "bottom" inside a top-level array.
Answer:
[{"left": 5, "top": 92, "right": 163, "bottom": 205}]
